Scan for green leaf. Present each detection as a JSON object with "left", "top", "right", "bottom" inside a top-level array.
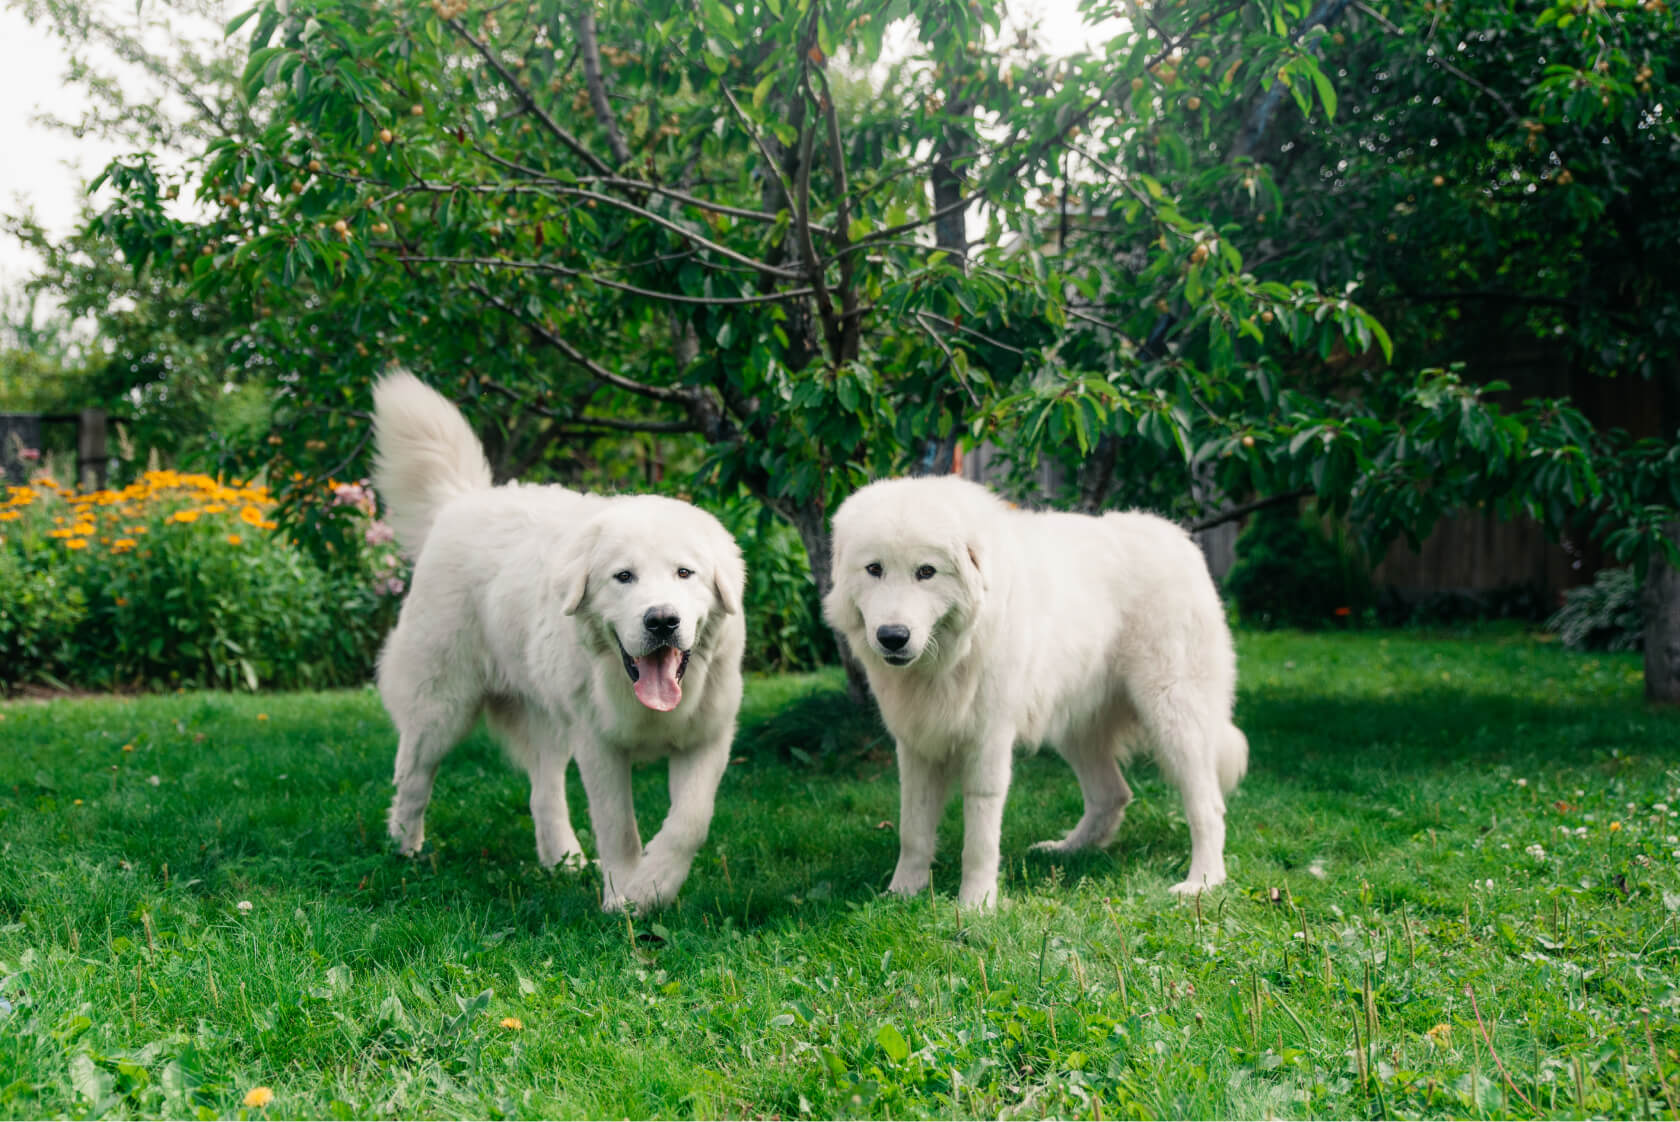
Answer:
[{"left": 875, "top": 1023, "right": 909, "bottom": 1062}]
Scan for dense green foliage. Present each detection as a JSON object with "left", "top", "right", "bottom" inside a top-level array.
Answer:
[
  {"left": 2, "top": 632, "right": 1676, "bottom": 1118},
  {"left": 1223, "top": 507, "right": 1372, "bottom": 628}
]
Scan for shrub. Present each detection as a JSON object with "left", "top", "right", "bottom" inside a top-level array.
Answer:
[
  {"left": 0, "top": 470, "right": 404, "bottom": 692},
  {"left": 1547, "top": 567, "right": 1643, "bottom": 652},
  {"left": 1224, "top": 507, "right": 1374, "bottom": 629},
  {"left": 717, "top": 498, "right": 837, "bottom": 672}
]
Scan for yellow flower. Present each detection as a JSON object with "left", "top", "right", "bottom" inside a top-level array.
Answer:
[
  {"left": 122, "top": 743, "right": 135, "bottom": 752},
  {"left": 0, "top": 511, "right": 18, "bottom": 522},
  {"left": 204, "top": 503, "right": 227, "bottom": 513},
  {"left": 113, "top": 538, "right": 138, "bottom": 552},
  {"left": 242, "top": 1087, "right": 275, "bottom": 1108},
  {"left": 1424, "top": 1023, "right": 1452, "bottom": 1047},
  {"left": 257, "top": 713, "right": 268, "bottom": 721},
  {"left": 258, "top": 520, "right": 279, "bottom": 531},
  {"left": 66, "top": 538, "right": 88, "bottom": 550},
  {"left": 1610, "top": 821, "right": 1622, "bottom": 833},
  {"left": 226, "top": 534, "right": 243, "bottom": 546},
  {"left": 170, "top": 509, "right": 201, "bottom": 524},
  {"left": 499, "top": 1017, "right": 524, "bottom": 1030},
  {"left": 240, "top": 505, "right": 266, "bottom": 527}
]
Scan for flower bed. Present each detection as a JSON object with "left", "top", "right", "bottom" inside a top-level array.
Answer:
[{"left": 0, "top": 470, "right": 405, "bottom": 692}]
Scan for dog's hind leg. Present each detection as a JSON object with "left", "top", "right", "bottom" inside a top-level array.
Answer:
[
  {"left": 387, "top": 710, "right": 474, "bottom": 856},
  {"left": 1139, "top": 688, "right": 1230, "bottom": 895},
  {"left": 487, "top": 700, "right": 584, "bottom": 869},
  {"left": 1033, "top": 725, "right": 1135, "bottom": 854}
]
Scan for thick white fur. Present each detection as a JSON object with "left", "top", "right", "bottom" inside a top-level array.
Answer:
[
  {"left": 371, "top": 372, "right": 745, "bottom": 913},
  {"left": 823, "top": 475, "right": 1247, "bottom": 908}
]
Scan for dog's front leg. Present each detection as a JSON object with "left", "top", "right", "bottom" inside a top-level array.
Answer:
[
  {"left": 957, "top": 733, "right": 1016, "bottom": 910},
  {"left": 573, "top": 744, "right": 643, "bottom": 911},
  {"left": 618, "top": 736, "right": 730, "bottom": 912},
  {"left": 888, "top": 741, "right": 955, "bottom": 896}
]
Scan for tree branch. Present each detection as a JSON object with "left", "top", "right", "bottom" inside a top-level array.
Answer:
[
  {"left": 392, "top": 252, "right": 814, "bottom": 305},
  {"left": 794, "top": 16, "right": 842, "bottom": 361},
  {"left": 1352, "top": 1, "right": 1522, "bottom": 124},
  {"left": 574, "top": 1, "right": 632, "bottom": 167},
  {"left": 814, "top": 64, "right": 860, "bottom": 357},
  {"left": 468, "top": 280, "right": 692, "bottom": 404},
  {"left": 1186, "top": 488, "right": 1311, "bottom": 532},
  {"left": 445, "top": 16, "right": 615, "bottom": 177}
]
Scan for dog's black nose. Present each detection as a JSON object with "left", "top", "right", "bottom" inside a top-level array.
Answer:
[
  {"left": 644, "top": 606, "right": 681, "bottom": 638},
  {"left": 876, "top": 624, "right": 911, "bottom": 652}
]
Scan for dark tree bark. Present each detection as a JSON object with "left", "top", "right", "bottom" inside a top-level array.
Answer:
[{"left": 1645, "top": 518, "right": 1680, "bottom": 705}]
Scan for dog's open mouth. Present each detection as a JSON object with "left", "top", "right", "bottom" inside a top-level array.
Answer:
[{"left": 619, "top": 641, "right": 691, "bottom": 712}]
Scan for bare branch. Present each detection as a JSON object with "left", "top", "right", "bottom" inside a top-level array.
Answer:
[
  {"left": 468, "top": 280, "right": 693, "bottom": 404},
  {"left": 1186, "top": 488, "right": 1311, "bottom": 532},
  {"left": 574, "top": 2, "right": 632, "bottom": 167},
  {"left": 445, "top": 16, "right": 615, "bottom": 177},
  {"left": 392, "top": 252, "right": 814, "bottom": 305},
  {"left": 1352, "top": 1, "right": 1522, "bottom": 123},
  {"left": 913, "top": 313, "right": 981, "bottom": 407},
  {"left": 917, "top": 312, "right": 1027, "bottom": 356}
]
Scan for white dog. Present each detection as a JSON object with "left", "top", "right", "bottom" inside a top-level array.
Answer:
[
  {"left": 824, "top": 475, "right": 1247, "bottom": 908},
  {"left": 370, "top": 372, "right": 745, "bottom": 912}
]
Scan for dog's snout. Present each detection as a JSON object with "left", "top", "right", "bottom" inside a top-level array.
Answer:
[
  {"left": 644, "top": 606, "right": 681, "bottom": 638},
  {"left": 876, "top": 624, "right": 911, "bottom": 652}
]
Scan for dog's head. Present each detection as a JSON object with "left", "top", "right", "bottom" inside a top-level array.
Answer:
[
  {"left": 823, "top": 477, "right": 995, "bottom": 671},
  {"left": 558, "top": 496, "right": 743, "bottom": 712}
]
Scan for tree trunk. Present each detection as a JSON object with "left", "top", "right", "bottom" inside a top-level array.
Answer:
[
  {"left": 787, "top": 499, "right": 871, "bottom": 705},
  {"left": 1646, "top": 518, "right": 1680, "bottom": 704}
]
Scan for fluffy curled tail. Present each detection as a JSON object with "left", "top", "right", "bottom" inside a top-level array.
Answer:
[
  {"left": 1217, "top": 723, "right": 1250, "bottom": 796},
  {"left": 372, "top": 371, "right": 492, "bottom": 558}
]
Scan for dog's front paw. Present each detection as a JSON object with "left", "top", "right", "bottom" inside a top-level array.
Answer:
[
  {"left": 613, "top": 855, "right": 688, "bottom": 913},
  {"left": 886, "top": 869, "right": 930, "bottom": 897},
  {"left": 1028, "top": 837, "right": 1076, "bottom": 854},
  {"left": 956, "top": 879, "right": 1000, "bottom": 911},
  {"left": 388, "top": 819, "right": 425, "bottom": 857},
  {"left": 1168, "top": 871, "right": 1227, "bottom": 897}
]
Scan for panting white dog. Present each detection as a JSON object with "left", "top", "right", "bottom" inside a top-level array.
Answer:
[
  {"left": 824, "top": 475, "right": 1247, "bottom": 908},
  {"left": 370, "top": 372, "right": 745, "bottom": 912}
]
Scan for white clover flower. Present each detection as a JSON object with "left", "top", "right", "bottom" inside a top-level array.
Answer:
[
  {"left": 237, "top": 900, "right": 253, "bottom": 913},
  {"left": 1525, "top": 844, "right": 1546, "bottom": 860}
]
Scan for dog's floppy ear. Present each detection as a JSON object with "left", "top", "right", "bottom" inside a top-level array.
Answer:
[
  {"left": 712, "top": 536, "right": 744, "bottom": 616},
  {"left": 555, "top": 524, "right": 601, "bottom": 616},
  {"left": 960, "top": 538, "right": 989, "bottom": 595}
]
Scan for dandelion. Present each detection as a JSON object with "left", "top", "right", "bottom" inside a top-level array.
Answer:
[
  {"left": 257, "top": 713, "right": 269, "bottom": 722},
  {"left": 1610, "top": 821, "right": 1623, "bottom": 833},
  {"left": 1424, "top": 1023, "right": 1452, "bottom": 1047},
  {"left": 500, "top": 1017, "right": 525, "bottom": 1030},
  {"left": 242, "top": 1087, "right": 274, "bottom": 1108},
  {"left": 121, "top": 743, "right": 134, "bottom": 752}
]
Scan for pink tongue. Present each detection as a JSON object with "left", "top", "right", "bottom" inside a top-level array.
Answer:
[{"left": 632, "top": 647, "right": 684, "bottom": 711}]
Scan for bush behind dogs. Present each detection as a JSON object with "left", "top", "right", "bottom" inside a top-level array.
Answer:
[{"left": 0, "top": 469, "right": 403, "bottom": 693}]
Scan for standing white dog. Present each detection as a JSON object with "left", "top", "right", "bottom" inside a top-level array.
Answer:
[
  {"left": 824, "top": 475, "right": 1247, "bottom": 908},
  {"left": 371, "top": 372, "right": 745, "bottom": 913}
]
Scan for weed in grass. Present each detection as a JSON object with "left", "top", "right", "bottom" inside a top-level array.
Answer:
[{"left": 0, "top": 630, "right": 1677, "bottom": 1118}]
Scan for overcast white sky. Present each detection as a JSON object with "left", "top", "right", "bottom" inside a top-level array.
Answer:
[{"left": 0, "top": 1, "right": 1112, "bottom": 296}]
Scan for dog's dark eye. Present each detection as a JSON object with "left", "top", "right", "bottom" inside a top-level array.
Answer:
[
  {"left": 676, "top": 567, "right": 693, "bottom": 579},
  {"left": 613, "top": 570, "right": 635, "bottom": 584},
  {"left": 865, "top": 562, "right": 883, "bottom": 578},
  {"left": 915, "top": 564, "right": 936, "bottom": 581}
]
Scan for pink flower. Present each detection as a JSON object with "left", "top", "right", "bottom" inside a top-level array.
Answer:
[
  {"left": 18, "top": 448, "right": 40, "bottom": 463},
  {"left": 381, "top": 576, "right": 406, "bottom": 597},
  {"left": 364, "top": 520, "right": 395, "bottom": 545}
]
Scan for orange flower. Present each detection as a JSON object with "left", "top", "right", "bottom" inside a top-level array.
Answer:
[
  {"left": 170, "top": 509, "right": 202, "bottom": 524},
  {"left": 226, "top": 534, "right": 243, "bottom": 546},
  {"left": 112, "top": 538, "right": 138, "bottom": 552},
  {"left": 65, "top": 538, "right": 88, "bottom": 550},
  {"left": 0, "top": 511, "right": 19, "bottom": 522},
  {"left": 1334, "top": 606, "right": 1351, "bottom": 617}
]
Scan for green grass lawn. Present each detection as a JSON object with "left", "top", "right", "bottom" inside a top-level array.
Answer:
[{"left": 2, "top": 629, "right": 1678, "bottom": 1119}]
